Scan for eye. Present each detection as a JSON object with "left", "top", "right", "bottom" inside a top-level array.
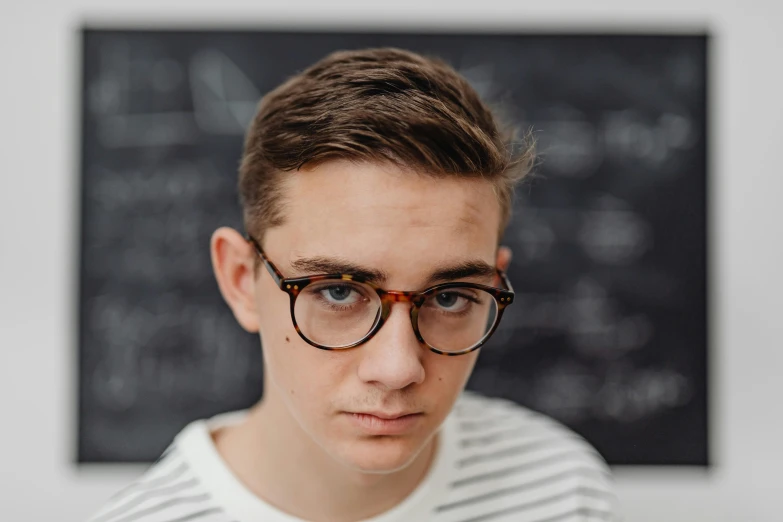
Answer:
[
  {"left": 436, "top": 292, "right": 461, "bottom": 309},
  {"left": 307, "top": 282, "right": 371, "bottom": 308},
  {"left": 322, "top": 285, "right": 357, "bottom": 304},
  {"left": 430, "top": 290, "right": 477, "bottom": 313}
]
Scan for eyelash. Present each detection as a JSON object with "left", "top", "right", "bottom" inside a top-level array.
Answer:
[
  {"left": 312, "top": 284, "right": 365, "bottom": 310},
  {"left": 425, "top": 292, "right": 481, "bottom": 315}
]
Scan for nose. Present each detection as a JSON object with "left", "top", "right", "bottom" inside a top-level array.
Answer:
[{"left": 356, "top": 302, "right": 426, "bottom": 390}]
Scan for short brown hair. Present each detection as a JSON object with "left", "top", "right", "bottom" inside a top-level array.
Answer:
[{"left": 239, "top": 47, "right": 534, "bottom": 243}]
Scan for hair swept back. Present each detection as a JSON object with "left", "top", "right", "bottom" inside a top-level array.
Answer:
[{"left": 238, "top": 47, "right": 535, "bottom": 242}]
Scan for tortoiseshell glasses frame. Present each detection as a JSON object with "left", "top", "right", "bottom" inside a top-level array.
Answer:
[{"left": 247, "top": 235, "right": 515, "bottom": 356}]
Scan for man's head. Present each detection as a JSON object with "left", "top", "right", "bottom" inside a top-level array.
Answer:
[{"left": 211, "top": 48, "right": 533, "bottom": 475}]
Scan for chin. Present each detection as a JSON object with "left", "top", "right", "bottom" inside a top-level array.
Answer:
[{"left": 333, "top": 434, "right": 429, "bottom": 474}]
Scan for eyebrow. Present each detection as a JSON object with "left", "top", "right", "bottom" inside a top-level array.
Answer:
[
  {"left": 288, "top": 257, "right": 497, "bottom": 287},
  {"left": 289, "top": 257, "right": 390, "bottom": 283},
  {"left": 425, "top": 260, "right": 497, "bottom": 286}
]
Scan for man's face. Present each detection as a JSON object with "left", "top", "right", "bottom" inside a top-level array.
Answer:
[{"left": 253, "top": 160, "right": 504, "bottom": 473}]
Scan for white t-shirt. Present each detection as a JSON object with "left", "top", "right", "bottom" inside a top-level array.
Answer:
[{"left": 88, "top": 392, "right": 619, "bottom": 522}]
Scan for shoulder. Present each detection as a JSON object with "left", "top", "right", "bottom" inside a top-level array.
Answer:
[
  {"left": 86, "top": 445, "right": 231, "bottom": 522},
  {"left": 454, "top": 391, "right": 609, "bottom": 457},
  {"left": 440, "top": 391, "right": 621, "bottom": 521}
]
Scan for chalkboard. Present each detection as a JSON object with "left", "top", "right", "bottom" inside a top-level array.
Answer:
[{"left": 78, "top": 29, "right": 708, "bottom": 466}]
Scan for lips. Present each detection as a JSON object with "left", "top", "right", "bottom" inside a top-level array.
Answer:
[
  {"left": 346, "top": 411, "right": 423, "bottom": 435},
  {"left": 360, "top": 411, "right": 417, "bottom": 420}
]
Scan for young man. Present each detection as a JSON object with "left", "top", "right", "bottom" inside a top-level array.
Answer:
[{"left": 89, "top": 48, "right": 618, "bottom": 522}]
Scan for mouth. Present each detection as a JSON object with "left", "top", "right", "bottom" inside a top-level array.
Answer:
[{"left": 344, "top": 411, "right": 423, "bottom": 435}]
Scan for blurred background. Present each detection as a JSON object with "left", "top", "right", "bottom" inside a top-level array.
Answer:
[{"left": 1, "top": 1, "right": 781, "bottom": 521}]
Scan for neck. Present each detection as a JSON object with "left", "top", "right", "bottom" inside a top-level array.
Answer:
[{"left": 213, "top": 391, "right": 438, "bottom": 522}]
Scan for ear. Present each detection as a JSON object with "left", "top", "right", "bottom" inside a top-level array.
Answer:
[
  {"left": 210, "top": 227, "right": 260, "bottom": 332},
  {"left": 496, "top": 245, "right": 512, "bottom": 273}
]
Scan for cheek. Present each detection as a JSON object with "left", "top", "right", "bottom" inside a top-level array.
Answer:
[
  {"left": 257, "top": 295, "right": 355, "bottom": 412},
  {"left": 422, "top": 351, "right": 479, "bottom": 401},
  {"left": 260, "top": 322, "right": 328, "bottom": 395}
]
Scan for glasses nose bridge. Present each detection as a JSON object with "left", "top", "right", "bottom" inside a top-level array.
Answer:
[
  {"left": 375, "top": 291, "right": 426, "bottom": 346},
  {"left": 381, "top": 290, "right": 418, "bottom": 304},
  {"left": 378, "top": 290, "right": 423, "bottom": 322}
]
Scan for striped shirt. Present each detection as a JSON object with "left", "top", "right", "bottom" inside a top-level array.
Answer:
[{"left": 87, "top": 392, "right": 619, "bottom": 522}]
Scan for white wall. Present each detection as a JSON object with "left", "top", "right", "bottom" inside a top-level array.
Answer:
[{"left": 1, "top": 1, "right": 781, "bottom": 520}]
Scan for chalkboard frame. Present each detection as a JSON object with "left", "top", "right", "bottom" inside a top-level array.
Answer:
[{"left": 76, "top": 27, "right": 710, "bottom": 467}]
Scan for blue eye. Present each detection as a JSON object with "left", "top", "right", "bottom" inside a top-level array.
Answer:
[
  {"left": 311, "top": 283, "right": 367, "bottom": 307},
  {"left": 436, "top": 292, "right": 460, "bottom": 308},
  {"left": 327, "top": 286, "right": 353, "bottom": 301},
  {"left": 426, "top": 289, "right": 483, "bottom": 314}
]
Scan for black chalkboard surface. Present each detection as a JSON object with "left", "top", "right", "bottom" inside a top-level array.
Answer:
[{"left": 78, "top": 29, "right": 708, "bottom": 466}]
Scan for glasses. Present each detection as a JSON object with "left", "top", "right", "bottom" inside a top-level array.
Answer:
[{"left": 247, "top": 236, "right": 515, "bottom": 356}]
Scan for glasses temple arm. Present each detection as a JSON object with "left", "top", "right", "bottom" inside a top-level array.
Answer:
[
  {"left": 246, "top": 235, "right": 284, "bottom": 287},
  {"left": 497, "top": 269, "right": 514, "bottom": 293}
]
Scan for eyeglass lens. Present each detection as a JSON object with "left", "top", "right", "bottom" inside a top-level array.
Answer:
[{"left": 293, "top": 280, "right": 498, "bottom": 351}]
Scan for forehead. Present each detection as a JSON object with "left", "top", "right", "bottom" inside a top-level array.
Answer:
[{"left": 265, "top": 160, "right": 502, "bottom": 275}]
